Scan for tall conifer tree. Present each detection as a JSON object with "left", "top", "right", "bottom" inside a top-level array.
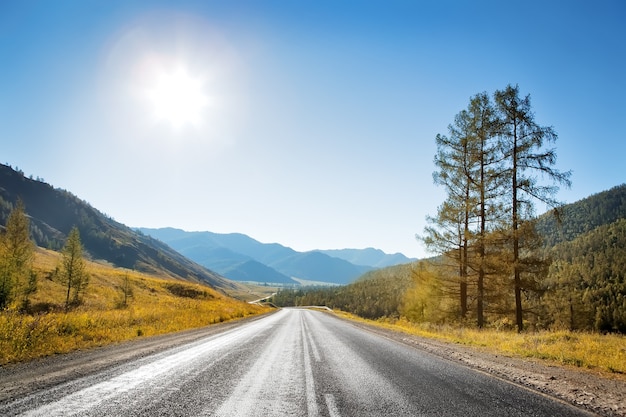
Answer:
[
  {"left": 494, "top": 84, "right": 571, "bottom": 332},
  {"left": 424, "top": 107, "right": 476, "bottom": 319},
  {"left": 465, "top": 93, "right": 502, "bottom": 327},
  {"left": 424, "top": 92, "right": 500, "bottom": 323}
]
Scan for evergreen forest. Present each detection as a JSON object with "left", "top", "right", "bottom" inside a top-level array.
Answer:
[{"left": 273, "top": 185, "right": 626, "bottom": 333}]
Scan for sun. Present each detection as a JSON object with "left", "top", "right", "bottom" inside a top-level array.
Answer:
[{"left": 145, "top": 67, "right": 209, "bottom": 130}]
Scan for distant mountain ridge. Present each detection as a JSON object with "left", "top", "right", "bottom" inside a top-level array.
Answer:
[
  {"left": 0, "top": 164, "right": 239, "bottom": 293},
  {"left": 0, "top": 163, "right": 413, "bottom": 289},
  {"left": 317, "top": 248, "right": 415, "bottom": 268},
  {"left": 137, "top": 228, "right": 413, "bottom": 285}
]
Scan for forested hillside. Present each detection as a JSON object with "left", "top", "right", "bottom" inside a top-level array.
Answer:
[
  {"left": 0, "top": 164, "right": 237, "bottom": 292},
  {"left": 0, "top": 164, "right": 268, "bottom": 363},
  {"left": 272, "top": 263, "right": 414, "bottom": 319},
  {"left": 273, "top": 184, "right": 626, "bottom": 333},
  {"left": 536, "top": 184, "right": 626, "bottom": 247},
  {"left": 542, "top": 218, "right": 626, "bottom": 332},
  {"left": 272, "top": 259, "right": 454, "bottom": 323}
]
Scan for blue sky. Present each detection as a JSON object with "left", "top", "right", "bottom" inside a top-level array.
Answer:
[{"left": 1, "top": 1, "right": 624, "bottom": 258}]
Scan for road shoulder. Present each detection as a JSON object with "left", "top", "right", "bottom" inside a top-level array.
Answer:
[
  {"left": 340, "top": 316, "right": 625, "bottom": 417},
  {"left": 0, "top": 312, "right": 275, "bottom": 404}
]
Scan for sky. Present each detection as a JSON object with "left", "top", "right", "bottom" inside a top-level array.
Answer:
[{"left": 1, "top": 1, "right": 624, "bottom": 259}]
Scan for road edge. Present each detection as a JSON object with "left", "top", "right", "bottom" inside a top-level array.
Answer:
[
  {"left": 332, "top": 313, "right": 625, "bottom": 417},
  {"left": 0, "top": 311, "right": 278, "bottom": 403}
]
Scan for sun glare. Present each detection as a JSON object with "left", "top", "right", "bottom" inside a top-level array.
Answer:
[{"left": 146, "top": 67, "right": 209, "bottom": 130}]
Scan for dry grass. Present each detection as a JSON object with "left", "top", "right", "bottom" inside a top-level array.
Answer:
[
  {"left": 0, "top": 249, "right": 270, "bottom": 364},
  {"left": 336, "top": 312, "right": 626, "bottom": 378}
]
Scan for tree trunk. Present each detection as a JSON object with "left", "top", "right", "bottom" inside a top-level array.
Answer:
[
  {"left": 512, "top": 126, "right": 523, "bottom": 333},
  {"left": 459, "top": 245, "right": 467, "bottom": 318},
  {"left": 462, "top": 184, "right": 470, "bottom": 318}
]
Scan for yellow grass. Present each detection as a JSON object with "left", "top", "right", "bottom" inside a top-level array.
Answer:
[
  {"left": 0, "top": 249, "right": 270, "bottom": 364},
  {"left": 336, "top": 312, "right": 626, "bottom": 378}
]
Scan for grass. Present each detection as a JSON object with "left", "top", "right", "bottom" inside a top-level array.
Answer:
[
  {"left": 336, "top": 312, "right": 626, "bottom": 378},
  {"left": 0, "top": 249, "right": 270, "bottom": 364},
  {"left": 227, "top": 282, "right": 281, "bottom": 303}
]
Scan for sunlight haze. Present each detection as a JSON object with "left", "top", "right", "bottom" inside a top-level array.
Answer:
[
  {"left": 1, "top": 1, "right": 624, "bottom": 258},
  {"left": 145, "top": 66, "right": 209, "bottom": 130}
]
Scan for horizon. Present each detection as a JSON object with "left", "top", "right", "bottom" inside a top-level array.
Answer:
[
  {"left": 2, "top": 1, "right": 625, "bottom": 258},
  {"left": 3, "top": 161, "right": 417, "bottom": 257},
  {"left": 136, "top": 224, "right": 417, "bottom": 258},
  {"left": 7, "top": 161, "right": 624, "bottom": 260}
]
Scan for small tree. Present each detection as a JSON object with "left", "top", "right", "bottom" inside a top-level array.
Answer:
[
  {"left": 0, "top": 200, "right": 36, "bottom": 310},
  {"left": 117, "top": 273, "right": 134, "bottom": 308},
  {"left": 61, "top": 227, "right": 89, "bottom": 310},
  {"left": 401, "top": 263, "right": 446, "bottom": 323}
]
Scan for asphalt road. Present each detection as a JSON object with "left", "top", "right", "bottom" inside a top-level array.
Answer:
[{"left": 1, "top": 309, "right": 594, "bottom": 416}]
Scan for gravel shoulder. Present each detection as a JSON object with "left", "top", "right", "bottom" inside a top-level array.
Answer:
[
  {"left": 345, "top": 318, "right": 626, "bottom": 417},
  {"left": 1, "top": 310, "right": 624, "bottom": 417}
]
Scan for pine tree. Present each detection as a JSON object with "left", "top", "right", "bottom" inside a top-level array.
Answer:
[
  {"left": 494, "top": 84, "right": 571, "bottom": 332},
  {"left": 118, "top": 273, "right": 134, "bottom": 308},
  {"left": 0, "top": 200, "right": 35, "bottom": 310},
  {"left": 423, "top": 92, "right": 502, "bottom": 326},
  {"left": 423, "top": 104, "right": 478, "bottom": 319},
  {"left": 465, "top": 93, "right": 503, "bottom": 327},
  {"left": 61, "top": 227, "right": 89, "bottom": 310}
]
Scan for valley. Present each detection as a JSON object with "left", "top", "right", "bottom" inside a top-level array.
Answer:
[{"left": 0, "top": 164, "right": 624, "bottom": 416}]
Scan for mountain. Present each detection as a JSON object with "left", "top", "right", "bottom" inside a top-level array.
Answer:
[
  {"left": 268, "top": 251, "right": 371, "bottom": 285},
  {"left": 0, "top": 164, "right": 239, "bottom": 293},
  {"left": 317, "top": 248, "right": 416, "bottom": 268},
  {"left": 151, "top": 228, "right": 299, "bottom": 265},
  {"left": 220, "top": 260, "right": 296, "bottom": 285},
  {"left": 138, "top": 228, "right": 376, "bottom": 285},
  {"left": 274, "top": 184, "right": 626, "bottom": 333},
  {"left": 535, "top": 184, "right": 626, "bottom": 247}
]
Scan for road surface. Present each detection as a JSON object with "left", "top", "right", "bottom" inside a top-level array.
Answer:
[{"left": 0, "top": 308, "right": 594, "bottom": 416}]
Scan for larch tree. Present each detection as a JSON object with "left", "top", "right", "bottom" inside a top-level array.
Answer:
[
  {"left": 494, "top": 84, "right": 571, "bottom": 332},
  {"left": 118, "top": 273, "right": 134, "bottom": 308},
  {"left": 464, "top": 93, "right": 503, "bottom": 328},
  {"left": 423, "top": 92, "right": 502, "bottom": 326},
  {"left": 423, "top": 106, "right": 478, "bottom": 319},
  {"left": 0, "top": 200, "right": 36, "bottom": 310},
  {"left": 61, "top": 227, "right": 89, "bottom": 310}
]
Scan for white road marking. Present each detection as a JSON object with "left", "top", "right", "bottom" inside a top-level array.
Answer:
[
  {"left": 302, "top": 314, "right": 321, "bottom": 362},
  {"left": 303, "top": 312, "right": 341, "bottom": 417},
  {"left": 325, "top": 393, "right": 342, "bottom": 417},
  {"left": 302, "top": 319, "right": 319, "bottom": 417}
]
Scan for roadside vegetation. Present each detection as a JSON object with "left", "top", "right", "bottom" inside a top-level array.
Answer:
[
  {"left": 272, "top": 85, "right": 625, "bottom": 378},
  {"left": 338, "top": 311, "right": 626, "bottom": 377},
  {"left": 0, "top": 247, "right": 268, "bottom": 364}
]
